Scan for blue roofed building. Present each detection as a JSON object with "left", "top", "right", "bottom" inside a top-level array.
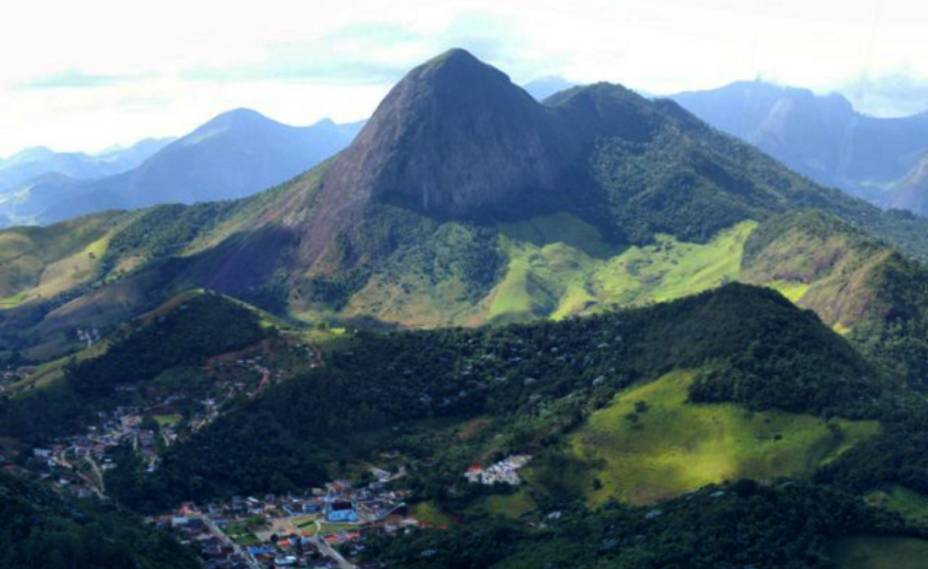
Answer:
[{"left": 325, "top": 500, "right": 359, "bottom": 523}]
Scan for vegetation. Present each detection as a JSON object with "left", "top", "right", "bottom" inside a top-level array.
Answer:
[
  {"left": 864, "top": 486, "right": 928, "bottom": 525},
  {"left": 568, "top": 370, "right": 879, "bottom": 505},
  {"left": 107, "top": 284, "right": 885, "bottom": 511},
  {"left": 0, "top": 472, "right": 200, "bottom": 569},
  {"left": 0, "top": 291, "right": 266, "bottom": 442},
  {"left": 0, "top": 212, "right": 123, "bottom": 300},
  {"left": 103, "top": 203, "right": 235, "bottom": 270},
  {"left": 486, "top": 213, "right": 755, "bottom": 323},
  {"left": 827, "top": 536, "right": 928, "bottom": 569},
  {"left": 363, "top": 480, "right": 914, "bottom": 569}
]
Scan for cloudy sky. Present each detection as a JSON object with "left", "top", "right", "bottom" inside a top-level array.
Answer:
[{"left": 1, "top": 0, "right": 926, "bottom": 156}]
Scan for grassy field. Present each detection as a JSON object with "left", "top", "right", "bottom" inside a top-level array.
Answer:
[
  {"left": 409, "top": 501, "right": 454, "bottom": 528},
  {"left": 865, "top": 485, "right": 928, "bottom": 525},
  {"left": 304, "top": 521, "right": 359, "bottom": 537},
  {"left": 567, "top": 370, "right": 880, "bottom": 505},
  {"left": 828, "top": 536, "right": 928, "bottom": 569},
  {"left": 468, "top": 491, "right": 536, "bottom": 520},
  {"left": 487, "top": 214, "right": 757, "bottom": 322},
  {"left": 153, "top": 414, "right": 183, "bottom": 427}
]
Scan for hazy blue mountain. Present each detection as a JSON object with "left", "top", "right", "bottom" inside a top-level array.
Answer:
[
  {"left": 523, "top": 75, "right": 575, "bottom": 101},
  {"left": 886, "top": 152, "right": 928, "bottom": 213},
  {"left": 92, "top": 138, "right": 177, "bottom": 169},
  {"left": 3, "top": 110, "right": 363, "bottom": 226},
  {"left": 0, "top": 138, "right": 173, "bottom": 196},
  {"left": 671, "top": 81, "right": 928, "bottom": 213}
]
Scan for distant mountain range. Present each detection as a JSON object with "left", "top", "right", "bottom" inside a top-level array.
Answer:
[
  {"left": 0, "top": 111, "right": 363, "bottom": 227},
  {"left": 670, "top": 81, "right": 928, "bottom": 215},
  {"left": 0, "top": 138, "right": 173, "bottom": 194},
  {"left": 523, "top": 76, "right": 575, "bottom": 101}
]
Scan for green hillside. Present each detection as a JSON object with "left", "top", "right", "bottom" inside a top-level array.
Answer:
[
  {"left": 0, "top": 211, "right": 129, "bottom": 304},
  {"left": 568, "top": 370, "right": 879, "bottom": 505},
  {"left": 828, "top": 536, "right": 928, "bottom": 569},
  {"left": 364, "top": 481, "right": 909, "bottom": 569},
  {"left": 0, "top": 291, "right": 270, "bottom": 443},
  {"left": 105, "top": 284, "right": 885, "bottom": 511}
]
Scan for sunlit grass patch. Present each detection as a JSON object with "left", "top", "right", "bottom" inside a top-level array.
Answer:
[{"left": 569, "top": 370, "right": 879, "bottom": 505}]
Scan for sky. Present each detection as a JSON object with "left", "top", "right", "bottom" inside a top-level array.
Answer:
[{"left": 1, "top": 0, "right": 927, "bottom": 157}]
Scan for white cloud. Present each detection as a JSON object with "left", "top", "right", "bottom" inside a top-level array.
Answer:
[{"left": 1, "top": 0, "right": 926, "bottom": 156}]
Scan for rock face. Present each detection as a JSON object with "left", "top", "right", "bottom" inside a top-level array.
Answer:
[{"left": 317, "top": 49, "right": 568, "bottom": 218}]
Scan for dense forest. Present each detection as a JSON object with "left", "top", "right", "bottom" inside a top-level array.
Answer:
[
  {"left": 363, "top": 480, "right": 916, "bottom": 569},
  {"left": 0, "top": 472, "right": 200, "bottom": 569}
]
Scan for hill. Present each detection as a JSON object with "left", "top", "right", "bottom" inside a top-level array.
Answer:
[
  {"left": 0, "top": 291, "right": 271, "bottom": 443},
  {"left": 4, "top": 110, "right": 362, "bottom": 226},
  {"left": 741, "top": 210, "right": 928, "bottom": 387},
  {"left": 364, "top": 481, "right": 916, "bottom": 569},
  {"left": 671, "top": 81, "right": 928, "bottom": 212},
  {"left": 0, "top": 471, "right": 200, "bottom": 569},
  {"left": 104, "top": 283, "right": 887, "bottom": 510}
]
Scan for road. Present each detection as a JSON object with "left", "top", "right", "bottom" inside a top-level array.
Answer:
[
  {"left": 51, "top": 448, "right": 104, "bottom": 499},
  {"left": 200, "top": 513, "right": 263, "bottom": 569},
  {"left": 308, "top": 532, "right": 357, "bottom": 569},
  {"left": 82, "top": 449, "right": 105, "bottom": 494}
]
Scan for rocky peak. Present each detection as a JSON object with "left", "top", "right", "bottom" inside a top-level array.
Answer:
[{"left": 315, "top": 48, "right": 568, "bottom": 219}]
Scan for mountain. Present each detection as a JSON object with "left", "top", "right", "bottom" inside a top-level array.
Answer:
[
  {"left": 523, "top": 75, "right": 575, "bottom": 101},
  {"left": 671, "top": 80, "right": 928, "bottom": 212},
  {"left": 6, "top": 49, "right": 928, "bottom": 377},
  {"left": 0, "top": 138, "right": 172, "bottom": 196},
  {"left": 885, "top": 152, "right": 928, "bottom": 213},
  {"left": 2, "top": 110, "right": 363, "bottom": 226},
  {"left": 92, "top": 137, "right": 174, "bottom": 165}
]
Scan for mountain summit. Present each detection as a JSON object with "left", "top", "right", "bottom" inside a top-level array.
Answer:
[{"left": 317, "top": 49, "right": 566, "bottom": 218}]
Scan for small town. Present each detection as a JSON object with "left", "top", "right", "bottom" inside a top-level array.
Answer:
[
  {"left": 2, "top": 344, "right": 501, "bottom": 569},
  {"left": 8, "top": 352, "right": 288, "bottom": 500},
  {"left": 161, "top": 466, "right": 419, "bottom": 569}
]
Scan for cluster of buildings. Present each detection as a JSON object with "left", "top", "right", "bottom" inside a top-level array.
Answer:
[
  {"left": 14, "top": 353, "right": 292, "bottom": 497},
  {"left": 163, "top": 468, "right": 426, "bottom": 568},
  {"left": 464, "top": 454, "right": 532, "bottom": 485}
]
